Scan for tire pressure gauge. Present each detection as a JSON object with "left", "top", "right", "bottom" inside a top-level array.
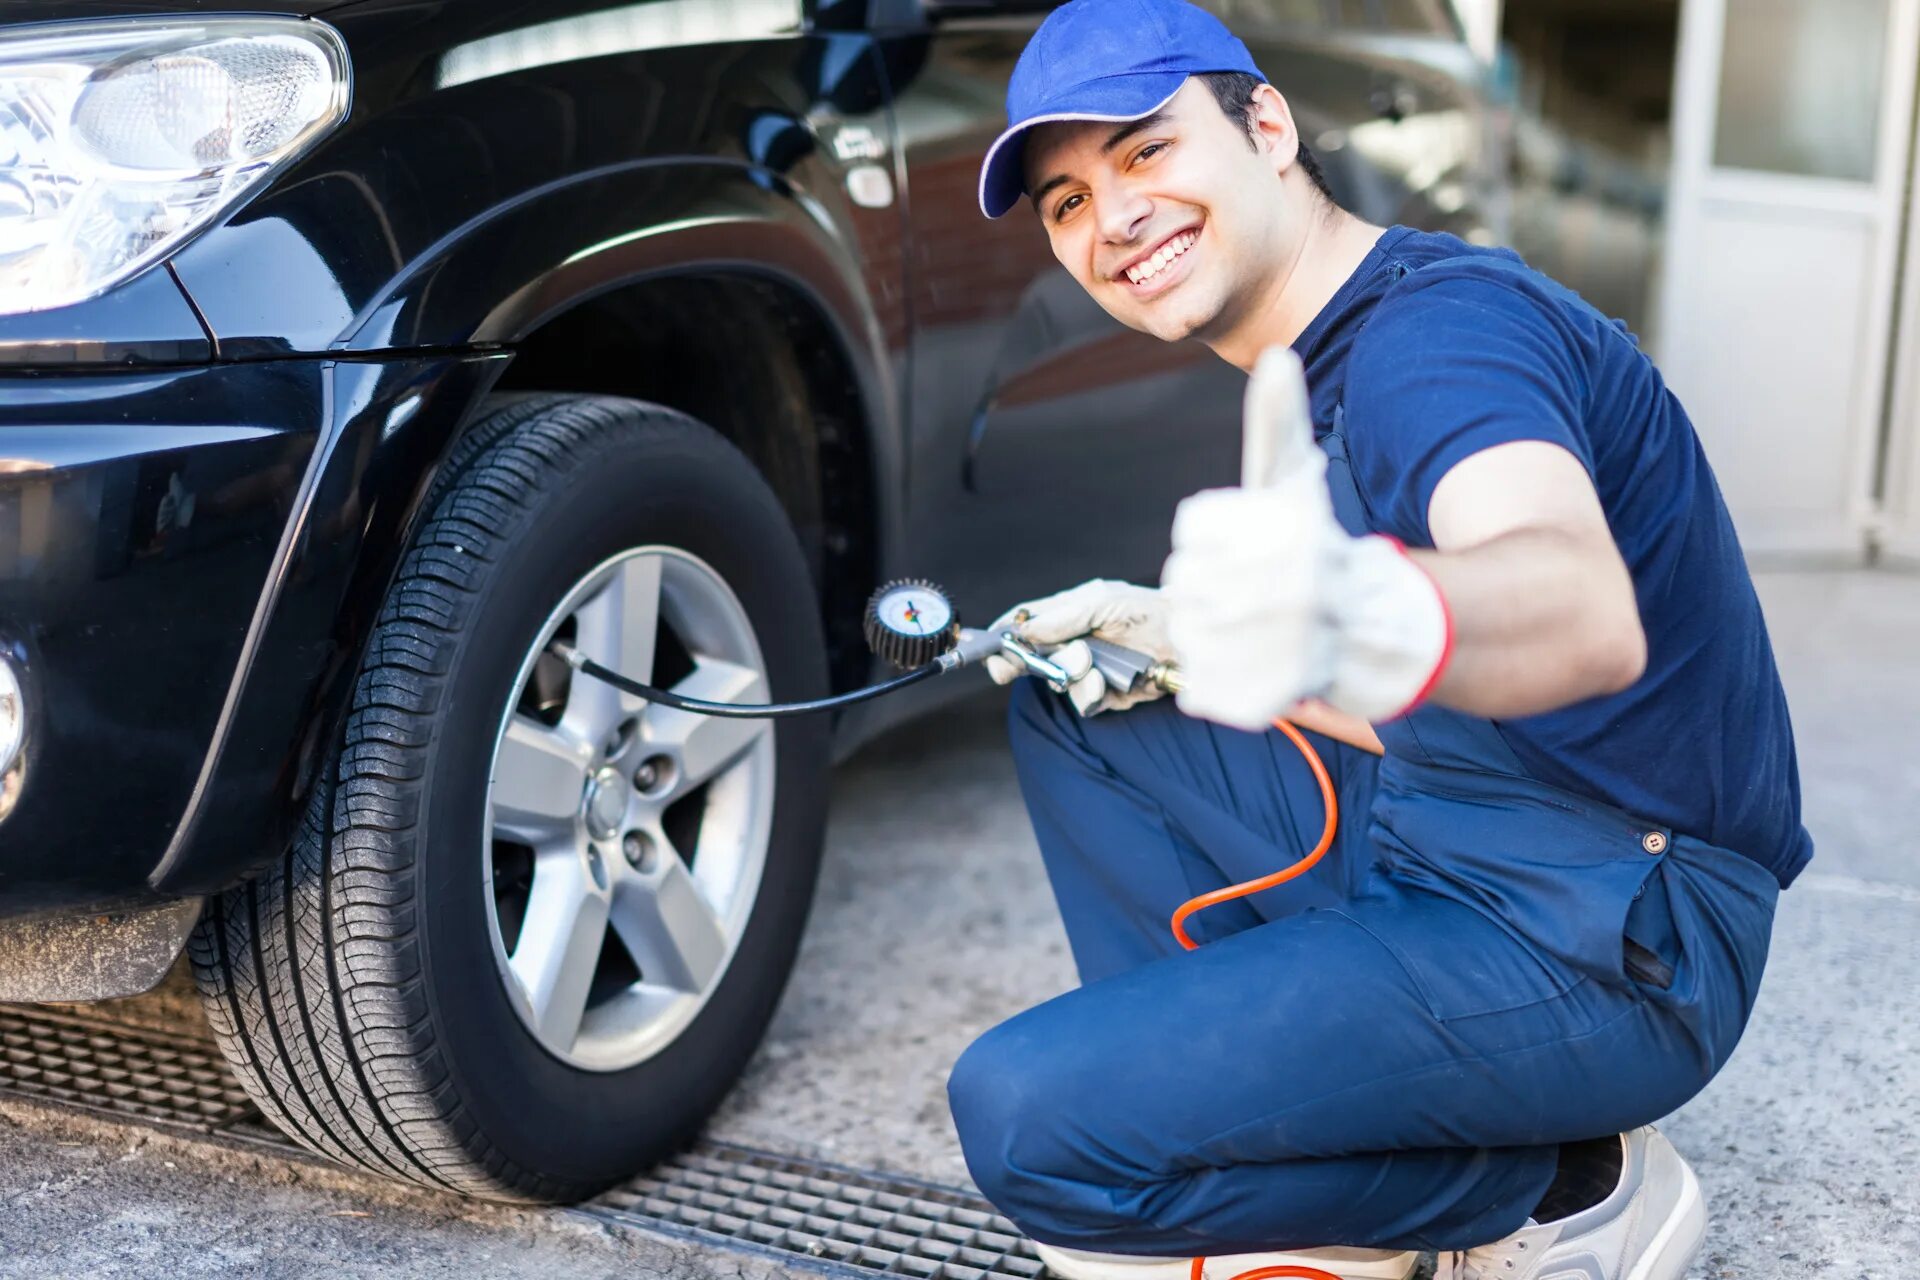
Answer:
[{"left": 864, "top": 579, "right": 961, "bottom": 670}]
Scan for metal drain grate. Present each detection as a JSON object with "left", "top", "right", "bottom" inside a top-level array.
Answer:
[
  {"left": 0, "top": 1004, "right": 255, "bottom": 1132},
  {"left": 0, "top": 1004, "right": 1047, "bottom": 1279},
  {"left": 593, "top": 1142, "right": 1047, "bottom": 1280}
]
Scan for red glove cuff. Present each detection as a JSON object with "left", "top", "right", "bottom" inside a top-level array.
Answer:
[{"left": 1372, "top": 535, "right": 1455, "bottom": 722}]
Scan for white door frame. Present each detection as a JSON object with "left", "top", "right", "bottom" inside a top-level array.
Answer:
[
  {"left": 1660, "top": 0, "right": 1920, "bottom": 563},
  {"left": 1879, "top": 84, "right": 1920, "bottom": 568}
]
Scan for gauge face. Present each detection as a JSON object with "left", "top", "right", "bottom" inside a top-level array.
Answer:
[{"left": 873, "top": 584, "right": 953, "bottom": 638}]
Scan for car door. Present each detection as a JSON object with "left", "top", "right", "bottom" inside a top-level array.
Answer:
[{"left": 872, "top": 3, "right": 1246, "bottom": 630}]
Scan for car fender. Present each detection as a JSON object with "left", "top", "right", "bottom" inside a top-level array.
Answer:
[{"left": 152, "top": 165, "right": 903, "bottom": 898}]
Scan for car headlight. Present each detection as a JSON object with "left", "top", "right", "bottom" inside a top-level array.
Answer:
[{"left": 0, "top": 16, "right": 351, "bottom": 317}]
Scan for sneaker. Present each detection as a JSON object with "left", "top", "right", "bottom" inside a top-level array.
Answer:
[
  {"left": 1033, "top": 1240, "right": 1420, "bottom": 1280},
  {"left": 1435, "top": 1127, "right": 1707, "bottom": 1280}
]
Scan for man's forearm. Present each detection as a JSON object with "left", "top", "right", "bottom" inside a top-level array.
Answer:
[{"left": 1407, "top": 526, "right": 1645, "bottom": 718}]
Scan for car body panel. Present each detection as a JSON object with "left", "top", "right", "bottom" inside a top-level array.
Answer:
[
  {"left": 0, "top": 352, "right": 508, "bottom": 919},
  {"left": 0, "top": 266, "right": 211, "bottom": 368},
  {"left": 162, "top": 6, "right": 916, "bottom": 654},
  {"left": 148, "top": 352, "right": 512, "bottom": 898},
  {"left": 166, "top": 12, "right": 894, "bottom": 355},
  {"left": 0, "top": 363, "right": 322, "bottom": 915}
]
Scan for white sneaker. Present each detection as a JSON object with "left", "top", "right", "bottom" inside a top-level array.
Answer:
[
  {"left": 1435, "top": 1127, "right": 1707, "bottom": 1280},
  {"left": 1033, "top": 1240, "right": 1420, "bottom": 1280}
]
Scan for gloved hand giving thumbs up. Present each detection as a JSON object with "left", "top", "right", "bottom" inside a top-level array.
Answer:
[{"left": 1160, "top": 347, "right": 1452, "bottom": 731}]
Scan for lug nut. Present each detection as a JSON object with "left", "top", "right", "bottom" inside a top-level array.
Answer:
[
  {"left": 623, "top": 830, "right": 657, "bottom": 872},
  {"left": 633, "top": 754, "right": 674, "bottom": 795}
]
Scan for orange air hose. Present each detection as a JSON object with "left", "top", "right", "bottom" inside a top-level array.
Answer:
[
  {"left": 1189, "top": 1265, "right": 1342, "bottom": 1280},
  {"left": 1172, "top": 718, "right": 1344, "bottom": 1280},
  {"left": 1169, "top": 718, "right": 1339, "bottom": 952}
]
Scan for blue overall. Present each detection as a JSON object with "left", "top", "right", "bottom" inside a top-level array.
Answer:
[{"left": 945, "top": 416, "right": 1786, "bottom": 1254}]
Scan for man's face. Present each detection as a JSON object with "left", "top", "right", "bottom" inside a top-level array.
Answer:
[{"left": 1022, "top": 78, "right": 1292, "bottom": 345}]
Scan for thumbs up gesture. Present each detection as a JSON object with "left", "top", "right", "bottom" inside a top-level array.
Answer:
[{"left": 1160, "top": 347, "right": 1451, "bottom": 730}]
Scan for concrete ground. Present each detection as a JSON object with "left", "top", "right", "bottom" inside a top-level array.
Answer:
[{"left": 1, "top": 569, "right": 1914, "bottom": 1278}]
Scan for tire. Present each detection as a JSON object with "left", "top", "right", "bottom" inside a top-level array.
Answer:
[{"left": 188, "top": 394, "right": 830, "bottom": 1201}]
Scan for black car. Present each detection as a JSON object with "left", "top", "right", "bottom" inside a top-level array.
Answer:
[{"left": 0, "top": 0, "right": 1493, "bottom": 1201}]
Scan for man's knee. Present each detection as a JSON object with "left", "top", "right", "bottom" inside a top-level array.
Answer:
[
  {"left": 947, "top": 1018, "right": 1065, "bottom": 1227},
  {"left": 947, "top": 1013, "right": 1137, "bottom": 1245}
]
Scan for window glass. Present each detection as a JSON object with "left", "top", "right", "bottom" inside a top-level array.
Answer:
[
  {"left": 1374, "top": 0, "right": 1450, "bottom": 35},
  {"left": 1712, "top": 0, "right": 1888, "bottom": 182}
]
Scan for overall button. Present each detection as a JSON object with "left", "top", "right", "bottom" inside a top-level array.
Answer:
[{"left": 1641, "top": 830, "right": 1669, "bottom": 855}]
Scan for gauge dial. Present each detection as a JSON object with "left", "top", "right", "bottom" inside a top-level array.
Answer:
[{"left": 863, "top": 579, "right": 960, "bottom": 669}]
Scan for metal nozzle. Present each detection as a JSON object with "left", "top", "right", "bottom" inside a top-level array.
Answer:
[
  {"left": 941, "top": 627, "right": 1011, "bottom": 671},
  {"left": 995, "top": 633, "right": 1073, "bottom": 687},
  {"left": 1083, "top": 637, "right": 1184, "bottom": 696}
]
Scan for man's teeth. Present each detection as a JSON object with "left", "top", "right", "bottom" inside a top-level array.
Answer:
[{"left": 1125, "top": 231, "right": 1197, "bottom": 285}]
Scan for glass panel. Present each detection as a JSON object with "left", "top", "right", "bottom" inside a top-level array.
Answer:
[
  {"left": 1217, "top": 0, "right": 1330, "bottom": 24},
  {"left": 1375, "top": 0, "right": 1450, "bottom": 35},
  {"left": 1712, "top": 0, "right": 1888, "bottom": 182}
]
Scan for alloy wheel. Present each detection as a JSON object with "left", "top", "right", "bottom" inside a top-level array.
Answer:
[{"left": 483, "top": 547, "right": 776, "bottom": 1071}]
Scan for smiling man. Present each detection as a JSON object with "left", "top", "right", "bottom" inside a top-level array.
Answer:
[{"left": 942, "top": 3, "right": 1809, "bottom": 1280}]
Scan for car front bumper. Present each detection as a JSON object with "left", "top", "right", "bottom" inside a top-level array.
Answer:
[{"left": 0, "top": 350, "right": 509, "bottom": 920}]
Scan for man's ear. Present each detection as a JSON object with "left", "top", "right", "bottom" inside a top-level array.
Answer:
[{"left": 1247, "top": 83, "right": 1303, "bottom": 176}]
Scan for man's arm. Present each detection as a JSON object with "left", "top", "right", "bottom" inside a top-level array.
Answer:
[
  {"left": 1410, "top": 439, "right": 1645, "bottom": 717},
  {"left": 1164, "top": 338, "right": 1647, "bottom": 734}
]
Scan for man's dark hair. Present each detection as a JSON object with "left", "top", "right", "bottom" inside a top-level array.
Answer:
[{"left": 1197, "top": 70, "right": 1335, "bottom": 203}]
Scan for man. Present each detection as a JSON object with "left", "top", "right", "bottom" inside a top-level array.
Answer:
[{"left": 942, "top": 3, "right": 1808, "bottom": 1280}]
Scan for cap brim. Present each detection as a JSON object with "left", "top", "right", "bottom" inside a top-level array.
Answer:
[{"left": 978, "top": 73, "right": 1187, "bottom": 219}]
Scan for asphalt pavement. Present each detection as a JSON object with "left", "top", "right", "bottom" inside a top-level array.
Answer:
[{"left": 0, "top": 569, "right": 1914, "bottom": 1278}]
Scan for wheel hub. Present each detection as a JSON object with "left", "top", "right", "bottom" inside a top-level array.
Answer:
[{"left": 583, "top": 764, "right": 631, "bottom": 840}]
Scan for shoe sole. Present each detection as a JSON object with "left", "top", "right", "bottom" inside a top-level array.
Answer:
[
  {"left": 1032, "top": 1242, "right": 1420, "bottom": 1280},
  {"left": 1628, "top": 1151, "right": 1708, "bottom": 1280}
]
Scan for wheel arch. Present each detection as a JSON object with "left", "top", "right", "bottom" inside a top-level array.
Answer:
[
  {"left": 341, "top": 160, "right": 902, "bottom": 696},
  {"left": 489, "top": 270, "right": 885, "bottom": 697}
]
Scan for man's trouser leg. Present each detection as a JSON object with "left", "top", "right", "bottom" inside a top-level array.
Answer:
[
  {"left": 948, "top": 680, "right": 1778, "bottom": 1255},
  {"left": 1004, "top": 670, "right": 1390, "bottom": 983}
]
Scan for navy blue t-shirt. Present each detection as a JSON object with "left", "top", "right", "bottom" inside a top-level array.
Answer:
[{"left": 1293, "top": 226, "right": 1812, "bottom": 886}]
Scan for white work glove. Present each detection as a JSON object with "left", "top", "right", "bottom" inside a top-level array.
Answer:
[
  {"left": 1160, "top": 347, "right": 1452, "bottom": 731},
  {"left": 982, "top": 580, "right": 1173, "bottom": 716}
]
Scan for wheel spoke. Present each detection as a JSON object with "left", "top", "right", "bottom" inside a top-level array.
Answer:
[
  {"left": 509, "top": 850, "right": 611, "bottom": 1050},
  {"left": 492, "top": 714, "right": 591, "bottom": 843},
  {"left": 648, "top": 657, "right": 770, "bottom": 789},
  {"left": 610, "top": 839, "right": 728, "bottom": 994},
  {"left": 563, "top": 554, "right": 663, "bottom": 745}
]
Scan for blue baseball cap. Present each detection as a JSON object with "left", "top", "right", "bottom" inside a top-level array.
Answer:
[{"left": 978, "top": 0, "right": 1264, "bottom": 219}]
